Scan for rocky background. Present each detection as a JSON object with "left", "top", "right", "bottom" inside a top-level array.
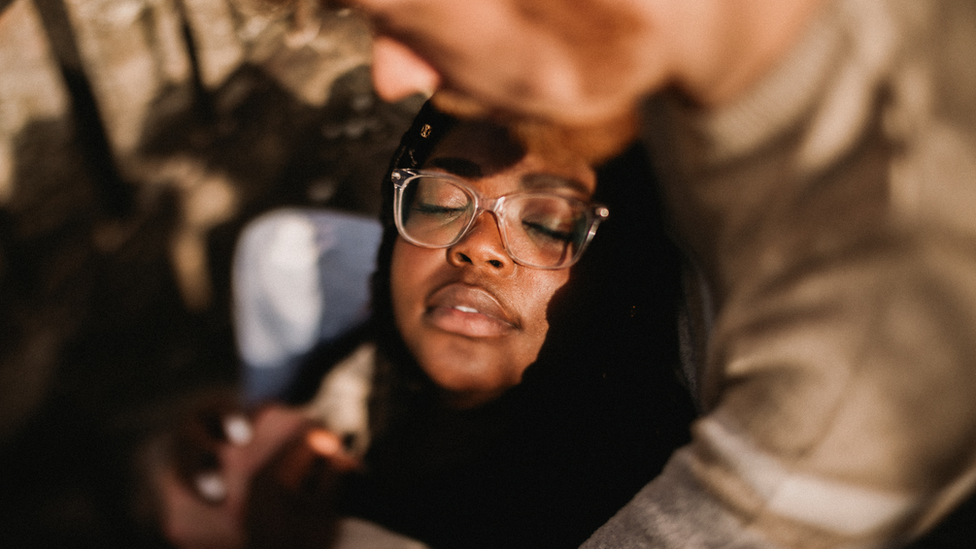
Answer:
[{"left": 0, "top": 0, "right": 420, "bottom": 546}]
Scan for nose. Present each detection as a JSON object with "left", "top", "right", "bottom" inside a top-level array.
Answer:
[
  {"left": 447, "top": 214, "right": 514, "bottom": 275},
  {"left": 371, "top": 35, "right": 441, "bottom": 102}
]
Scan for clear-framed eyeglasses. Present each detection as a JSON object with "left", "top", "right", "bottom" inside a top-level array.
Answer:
[{"left": 392, "top": 169, "right": 609, "bottom": 269}]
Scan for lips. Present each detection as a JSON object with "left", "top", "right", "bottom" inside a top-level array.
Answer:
[{"left": 424, "top": 283, "right": 517, "bottom": 338}]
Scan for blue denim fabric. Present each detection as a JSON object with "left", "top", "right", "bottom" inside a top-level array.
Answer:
[{"left": 232, "top": 209, "right": 382, "bottom": 403}]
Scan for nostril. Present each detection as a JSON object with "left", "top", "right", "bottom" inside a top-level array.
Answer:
[
  {"left": 488, "top": 259, "right": 503, "bottom": 268},
  {"left": 457, "top": 252, "right": 473, "bottom": 264}
]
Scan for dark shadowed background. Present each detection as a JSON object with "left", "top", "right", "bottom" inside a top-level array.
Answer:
[{"left": 0, "top": 0, "right": 421, "bottom": 546}]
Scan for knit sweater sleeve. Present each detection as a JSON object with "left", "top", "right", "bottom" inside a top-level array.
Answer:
[{"left": 583, "top": 1, "right": 976, "bottom": 547}]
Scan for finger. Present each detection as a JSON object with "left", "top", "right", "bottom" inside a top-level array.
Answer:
[
  {"left": 174, "top": 394, "right": 247, "bottom": 459},
  {"left": 171, "top": 393, "right": 252, "bottom": 503},
  {"left": 175, "top": 415, "right": 251, "bottom": 505},
  {"left": 274, "top": 435, "right": 328, "bottom": 493},
  {"left": 246, "top": 432, "right": 346, "bottom": 549},
  {"left": 222, "top": 413, "right": 253, "bottom": 445},
  {"left": 173, "top": 428, "right": 222, "bottom": 502},
  {"left": 158, "top": 465, "right": 244, "bottom": 549},
  {"left": 306, "top": 429, "right": 360, "bottom": 473},
  {"left": 192, "top": 470, "right": 229, "bottom": 504},
  {"left": 258, "top": 428, "right": 352, "bottom": 496},
  {"left": 195, "top": 398, "right": 253, "bottom": 446},
  {"left": 231, "top": 406, "right": 310, "bottom": 477}
]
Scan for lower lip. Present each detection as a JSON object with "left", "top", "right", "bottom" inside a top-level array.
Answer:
[{"left": 426, "top": 306, "right": 514, "bottom": 338}]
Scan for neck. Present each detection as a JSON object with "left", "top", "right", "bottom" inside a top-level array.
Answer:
[{"left": 668, "top": 0, "right": 829, "bottom": 107}]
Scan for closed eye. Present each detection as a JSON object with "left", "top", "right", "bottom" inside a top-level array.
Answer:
[
  {"left": 522, "top": 220, "right": 573, "bottom": 243},
  {"left": 413, "top": 203, "right": 467, "bottom": 219}
]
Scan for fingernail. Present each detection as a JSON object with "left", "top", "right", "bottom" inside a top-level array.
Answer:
[
  {"left": 306, "top": 429, "right": 342, "bottom": 457},
  {"left": 223, "top": 414, "right": 253, "bottom": 445},
  {"left": 194, "top": 471, "right": 227, "bottom": 503}
]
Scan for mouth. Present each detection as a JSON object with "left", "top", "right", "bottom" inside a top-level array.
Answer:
[{"left": 424, "top": 283, "right": 517, "bottom": 338}]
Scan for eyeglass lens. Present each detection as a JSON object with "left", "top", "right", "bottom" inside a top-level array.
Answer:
[{"left": 398, "top": 174, "right": 590, "bottom": 268}]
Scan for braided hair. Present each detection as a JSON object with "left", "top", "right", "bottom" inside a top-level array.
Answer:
[{"left": 368, "top": 100, "right": 458, "bottom": 381}]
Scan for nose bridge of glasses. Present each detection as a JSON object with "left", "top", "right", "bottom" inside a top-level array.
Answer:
[
  {"left": 473, "top": 194, "right": 506, "bottom": 224},
  {"left": 461, "top": 204, "right": 507, "bottom": 249}
]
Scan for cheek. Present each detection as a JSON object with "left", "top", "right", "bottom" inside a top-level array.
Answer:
[
  {"left": 517, "top": 269, "right": 572, "bottom": 344},
  {"left": 390, "top": 240, "right": 440, "bottom": 330},
  {"left": 390, "top": 241, "right": 417, "bottom": 320}
]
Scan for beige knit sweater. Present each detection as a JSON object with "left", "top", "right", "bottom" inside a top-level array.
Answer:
[{"left": 584, "top": 0, "right": 976, "bottom": 547}]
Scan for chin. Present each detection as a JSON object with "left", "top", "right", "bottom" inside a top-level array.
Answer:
[
  {"left": 441, "top": 385, "right": 509, "bottom": 409},
  {"left": 423, "top": 361, "right": 514, "bottom": 408}
]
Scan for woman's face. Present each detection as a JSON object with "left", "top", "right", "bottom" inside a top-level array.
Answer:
[{"left": 390, "top": 121, "right": 597, "bottom": 407}]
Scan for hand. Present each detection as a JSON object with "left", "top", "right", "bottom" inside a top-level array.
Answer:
[
  {"left": 158, "top": 398, "right": 359, "bottom": 549},
  {"left": 246, "top": 424, "right": 359, "bottom": 549}
]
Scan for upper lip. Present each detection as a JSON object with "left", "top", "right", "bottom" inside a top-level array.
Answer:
[{"left": 426, "top": 282, "right": 517, "bottom": 328}]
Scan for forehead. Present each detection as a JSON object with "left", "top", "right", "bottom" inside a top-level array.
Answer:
[
  {"left": 428, "top": 121, "right": 523, "bottom": 174},
  {"left": 425, "top": 120, "right": 597, "bottom": 195}
]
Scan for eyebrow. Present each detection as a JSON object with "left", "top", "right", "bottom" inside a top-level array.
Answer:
[
  {"left": 520, "top": 173, "right": 591, "bottom": 195},
  {"left": 427, "top": 157, "right": 483, "bottom": 178},
  {"left": 428, "top": 157, "right": 591, "bottom": 195}
]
